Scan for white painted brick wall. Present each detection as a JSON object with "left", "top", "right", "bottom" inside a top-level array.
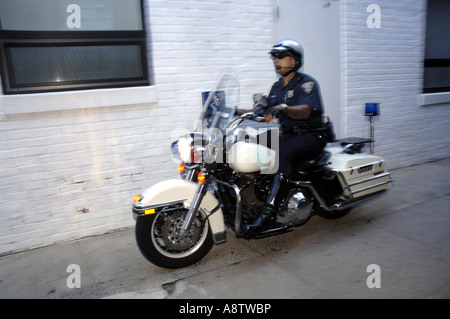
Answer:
[
  {"left": 341, "top": 0, "right": 450, "bottom": 168},
  {"left": 0, "top": 0, "right": 276, "bottom": 254},
  {"left": 1, "top": 0, "right": 449, "bottom": 254}
]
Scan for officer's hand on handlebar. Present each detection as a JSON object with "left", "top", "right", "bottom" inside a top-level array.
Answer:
[
  {"left": 264, "top": 105, "right": 287, "bottom": 123},
  {"left": 264, "top": 113, "right": 277, "bottom": 123}
]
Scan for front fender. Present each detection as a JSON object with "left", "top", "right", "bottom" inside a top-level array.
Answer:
[{"left": 133, "top": 179, "right": 226, "bottom": 244}]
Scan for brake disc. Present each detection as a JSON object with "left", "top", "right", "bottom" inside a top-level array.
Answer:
[{"left": 159, "top": 210, "right": 203, "bottom": 251}]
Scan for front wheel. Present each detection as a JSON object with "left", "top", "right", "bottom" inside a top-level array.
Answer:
[{"left": 135, "top": 207, "right": 214, "bottom": 269}]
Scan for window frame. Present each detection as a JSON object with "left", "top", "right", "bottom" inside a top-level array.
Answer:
[
  {"left": 423, "top": 58, "right": 450, "bottom": 94},
  {"left": 422, "top": 0, "right": 450, "bottom": 94},
  {"left": 0, "top": 1, "right": 150, "bottom": 95}
]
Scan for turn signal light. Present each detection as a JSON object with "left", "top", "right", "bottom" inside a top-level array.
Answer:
[
  {"left": 179, "top": 163, "right": 185, "bottom": 175},
  {"left": 133, "top": 194, "right": 142, "bottom": 204},
  {"left": 197, "top": 172, "right": 206, "bottom": 184}
]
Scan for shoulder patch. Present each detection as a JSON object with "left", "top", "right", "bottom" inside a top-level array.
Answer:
[{"left": 302, "top": 81, "right": 314, "bottom": 94}]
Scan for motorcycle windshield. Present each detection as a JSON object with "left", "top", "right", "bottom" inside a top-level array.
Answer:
[{"left": 197, "top": 70, "right": 239, "bottom": 134}]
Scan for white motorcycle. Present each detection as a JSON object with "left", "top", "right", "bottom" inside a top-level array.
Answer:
[{"left": 132, "top": 71, "right": 393, "bottom": 269}]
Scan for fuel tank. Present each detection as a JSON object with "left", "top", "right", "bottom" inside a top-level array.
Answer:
[
  {"left": 227, "top": 141, "right": 277, "bottom": 173},
  {"left": 226, "top": 119, "right": 279, "bottom": 173}
]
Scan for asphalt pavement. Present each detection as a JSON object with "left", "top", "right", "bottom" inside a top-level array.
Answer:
[{"left": 1, "top": 158, "right": 449, "bottom": 299}]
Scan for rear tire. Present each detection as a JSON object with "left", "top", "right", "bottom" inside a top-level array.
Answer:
[
  {"left": 136, "top": 208, "right": 214, "bottom": 269},
  {"left": 316, "top": 208, "right": 352, "bottom": 220}
]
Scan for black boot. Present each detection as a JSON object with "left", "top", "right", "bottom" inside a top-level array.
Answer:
[
  {"left": 241, "top": 174, "right": 285, "bottom": 238},
  {"left": 241, "top": 205, "right": 276, "bottom": 238}
]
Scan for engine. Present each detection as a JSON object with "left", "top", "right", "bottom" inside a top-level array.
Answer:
[
  {"left": 276, "top": 189, "right": 313, "bottom": 227},
  {"left": 237, "top": 174, "right": 313, "bottom": 227}
]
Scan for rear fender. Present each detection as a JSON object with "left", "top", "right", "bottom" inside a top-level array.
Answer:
[{"left": 133, "top": 179, "right": 226, "bottom": 244}]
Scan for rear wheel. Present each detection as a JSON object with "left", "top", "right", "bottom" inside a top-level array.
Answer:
[
  {"left": 316, "top": 207, "right": 352, "bottom": 220},
  {"left": 135, "top": 208, "right": 214, "bottom": 269}
]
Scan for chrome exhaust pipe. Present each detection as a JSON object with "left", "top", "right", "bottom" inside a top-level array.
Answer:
[{"left": 290, "top": 180, "right": 389, "bottom": 212}]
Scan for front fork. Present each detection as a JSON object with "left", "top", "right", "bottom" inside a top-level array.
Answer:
[
  {"left": 182, "top": 169, "right": 243, "bottom": 237},
  {"left": 180, "top": 176, "right": 209, "bottom": 233}
]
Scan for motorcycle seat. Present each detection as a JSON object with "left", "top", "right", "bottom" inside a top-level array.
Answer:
[
  {"left": 339, "top": 137, "right": 372, "bottom": 154},
  {"left": 339, "top": 137, "right": 372, "bottom": 146}
]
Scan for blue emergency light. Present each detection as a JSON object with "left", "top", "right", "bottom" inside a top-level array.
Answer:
[{"left": 365, "top": 103, "right": 379, "bottom": 116}]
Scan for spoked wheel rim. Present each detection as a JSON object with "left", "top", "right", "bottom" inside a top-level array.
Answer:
[{"left": 151, "top": 208, "right": 210, "bottom": 259}]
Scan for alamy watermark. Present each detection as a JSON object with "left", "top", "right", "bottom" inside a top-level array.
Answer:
[
  {"left": 66, "top": 264, "right": 81, "bottom": 289},
  {"left": 366, "top": 264, "right": 381, "bottom": 288},
  {"left": 66, "top": 4, "right": 81, "bottom": 29},
  {"left": 64, "top": 263, "right": 381, "bottom": 290},
  {"left": 366, "top": 4, "right": 381, "bottom": 29},
  {"left": 171, "top": 123, "right": 280, "bottom": 175}
]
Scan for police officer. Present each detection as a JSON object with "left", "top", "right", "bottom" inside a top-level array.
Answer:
[{"left": 239, "top": 39, "right": 327, "bottom": 237}]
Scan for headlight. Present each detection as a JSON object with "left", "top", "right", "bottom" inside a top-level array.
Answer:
[
  {"left": 177, "top": 134, "right": 205, "bottom": 164},
  {"left": 178, "top": 136, "right": 193, "bottom": 162}
]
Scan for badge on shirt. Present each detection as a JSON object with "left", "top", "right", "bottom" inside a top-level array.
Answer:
[
  {"left": 287, "top": 90, "right": 294, "bottom": 99},
  {"left": 302, "top": 81, "right": 314, "bottom": 94}
]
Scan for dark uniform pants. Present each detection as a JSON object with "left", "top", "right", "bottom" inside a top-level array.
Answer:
[{"left": 277, "top": 133, "right": 325, "bottom": 176}]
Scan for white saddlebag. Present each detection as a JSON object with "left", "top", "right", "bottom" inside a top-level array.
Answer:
[{"left": 326, "top": 148, "right": 392, "bottom": 198}]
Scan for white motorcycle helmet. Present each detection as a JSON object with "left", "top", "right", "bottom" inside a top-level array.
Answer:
[{"left": 269, "top": 39, "right": 304, "bottom": 72}]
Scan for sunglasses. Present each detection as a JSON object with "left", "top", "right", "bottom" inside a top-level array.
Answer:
[{"left": 271, "top": 52, "right": 291, "bottom": 60}]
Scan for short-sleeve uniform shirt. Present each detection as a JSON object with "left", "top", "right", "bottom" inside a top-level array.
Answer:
[{"left": 267, "top": 72, "right": 324, "bottom": 127}]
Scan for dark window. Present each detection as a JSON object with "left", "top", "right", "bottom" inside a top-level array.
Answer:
[
  {"left": 0, "top": 0, "right": 149, "bottom": 94},
  {"left": 423, "top": 0, "right": 450, "bottom": 93}
]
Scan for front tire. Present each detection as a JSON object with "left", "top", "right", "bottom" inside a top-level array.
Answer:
[{"left": 135, "top": 208, "right": 214, "bottom": 269}]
